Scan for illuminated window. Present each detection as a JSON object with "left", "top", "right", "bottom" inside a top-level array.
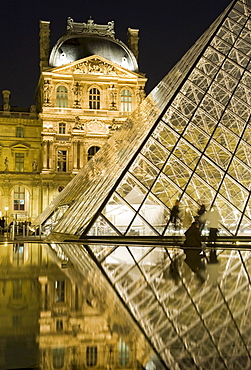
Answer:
[
  {"left": 56, "top": 319, "right": 63, "bottom": 331},
  {"left": 118, "top": 338, "right": 130, "bottom": 366},
  {"left": 59, "top": 122, "right": 66, "bottom": 134},
  {"left": 13, "top": 315, "right": 21, "bottom": 327},
  {"left": 15, "top": 153, "right": 24, "bottom": 172},
  {"left": 88, "top": 146, "right": 100, "bottom": 161},
  {"left": 13, "top": 244, "right": 24, "bottom": 266},
  {"left": 89, "top": 88, "right": 100, "bottom": 109},
  {"left": 55, "top": 280, "right": 65, "bottom": 303},
  {"left": 57, "top": 150, "right": 67, "bottom": 172},
  {"left": 121, "top": 89, "right": 132, "bottom": 112},
  {"left": 16, "top": 127, "right": 24, "bottom": 138},
  {"left": 13, "top": 186, "right": 25, "bottom": 211},
  {"left": 53, "top": 348, "right": 64, "bottom": 369},
  {"left": 86, "top": 346, "right": 97, "bottom": 367},
  {"left": 13, "top": 280, "right": 22, "bottom": 300},
  {"left": 56, "top": 86, "right": 68, "bottom": 108}
]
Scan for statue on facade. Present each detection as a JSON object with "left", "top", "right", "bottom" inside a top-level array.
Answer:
[
  {"left": 136, "top": 86, "right": 146, "bottom": 104},
  {"left": 4, "top": 157, "right": 8, "bottom": 172},
  {"left": 109, "top": 84, "right": 117, "bottom": 110},
  {"left": 43, "top": 80, "right": 52, "bottom": 105},
  {"left": 32, "top": 159, "right": 38, "bottom": 172},
  {"left": 73, "top": 82, "right": 81, "bottom": 108}
]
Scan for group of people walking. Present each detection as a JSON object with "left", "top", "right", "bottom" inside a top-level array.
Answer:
[
  {"left": 169, "top": 200, "right": 221, "bottom": 242},
  {"left": 169, "top": 200, "right": 221, "bottom": 282}
]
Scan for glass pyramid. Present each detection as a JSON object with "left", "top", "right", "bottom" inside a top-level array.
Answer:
[
  {"left": 37, "top": 0, "right": 251, "bottom": 240},
  {"left": 34, "top": 1, "right": 251, "bottom": 367}
]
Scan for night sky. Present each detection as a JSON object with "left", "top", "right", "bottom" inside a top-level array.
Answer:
[{"left": 0, "top": 0, "right": 231, "bottom": 108}]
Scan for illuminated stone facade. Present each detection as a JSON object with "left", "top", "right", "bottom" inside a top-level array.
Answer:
[{"left": 0, "top": 18, "right": 146, "bottom": 225}]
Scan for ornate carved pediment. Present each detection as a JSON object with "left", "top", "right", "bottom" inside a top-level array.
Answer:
[
  {"left": 74, "top": 57, "right": 118, "bottom": 75},
  {"left": 86, "top": 119, "right": 109, "bottom": 134},
  {"left": 52, "top": 56, "right": 134, "bottom": 78},
  {"left": 10, "top": 142, "right": 31, "bottom": 151}
]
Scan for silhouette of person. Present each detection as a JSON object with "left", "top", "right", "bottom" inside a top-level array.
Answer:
[
  {"left": 183, "top": 221, "right": 207, "bottom": 281},
  {"left": 169, "top": 200, "right": 180, "bottom": 229}
]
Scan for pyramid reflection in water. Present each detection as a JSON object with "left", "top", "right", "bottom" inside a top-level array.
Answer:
[{"left": 34, "top": 0, "right": 251, "bottom": 368}]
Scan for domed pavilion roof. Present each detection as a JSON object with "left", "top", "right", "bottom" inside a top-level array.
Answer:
[{"left": 49, "top": 18, "right": 139, "bottom": 72}]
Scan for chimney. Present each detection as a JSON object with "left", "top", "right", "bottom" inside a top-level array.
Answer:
[
  {"left": 2, "top": 90, "right": 11, "bottom": 111},
  {"left": 127, "top": 28, "right": 139, "bottom": 61},
  {"left": 39, "top": 21, "right": 50, "bottom": 72}
]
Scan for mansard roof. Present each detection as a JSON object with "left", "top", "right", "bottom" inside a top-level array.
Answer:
[{"left": 49, "top": 18, "right": 139, "bottom": 73}]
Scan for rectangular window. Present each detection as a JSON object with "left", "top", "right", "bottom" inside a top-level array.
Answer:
[
  {"left": 56, "top": 319, "right": 63, "bottom": 331},
  {"left": 121, "top": 90, "right": 132, "bottom": 112},
  {"left": 14, "top": 186, "right": 25, "bottom": 211},
  {"left": 13, "top": 280, "right": 22, "bottom": 300},
  {"left": 13, "top": 244, "right": 24, "bottom": 266},
  {"left": 15, "top": 153, "right": 24, "bottom": 172},
  {"left": 16, "top": 127, "right": 24, "bottom": 138},
  {"left": 86, "top": 346, "right": 98, "bottom": 367},
  {"left": 55, "top": 280, "right": 65, "bottom": 303},
  {"left": 59, "top": 123, "right": 66, "bottom": 134},
  {"left": 57, "top": 150, "right": 67, "bottom": 172},
  {"left": 13, "top": 315, "right": 21, "bottom": 327},
  {"left": 53, "top": 348, "right": 65, "bottom": 369}
]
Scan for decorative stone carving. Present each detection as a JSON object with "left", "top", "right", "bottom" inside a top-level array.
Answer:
[
  {"left": 74, "top": 58, "right": 117, "bottom": 75},
  {"left": 86, "top": 119, "right": 109, "bottom": 134},
  {"left": 67, "top": 17, "right": 115, "bottom": 39},
  {"left": 73, "top": 116, "right": 85, "bottom": 130},
  {"left": 2, "top": 90, "right": 11, "bottom": 111}
]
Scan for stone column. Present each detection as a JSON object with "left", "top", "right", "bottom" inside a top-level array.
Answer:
[
  {"left": 42, "top": 141, "right": 48, "bottom": 170},
  {"left": 49, "top": 141, "right": 53, "bottom": 170},
  {"left": 79, "top": 142, "right": 84, "bottom": 169},
  {"left": 72, "top": 141, "right": 77, "bottom": 170}
]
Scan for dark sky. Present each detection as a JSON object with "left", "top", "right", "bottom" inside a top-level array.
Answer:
[{"left": 0, "top": 0, "right": 231, "bottom": 108}]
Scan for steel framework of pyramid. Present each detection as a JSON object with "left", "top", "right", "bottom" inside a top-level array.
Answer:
[{"left": 35, "top": 0, "right": 251, "bottom": 368}]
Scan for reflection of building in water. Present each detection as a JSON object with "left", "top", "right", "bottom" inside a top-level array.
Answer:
[{"left": 0, "top": 241, "right": 152, "bottom": 369}]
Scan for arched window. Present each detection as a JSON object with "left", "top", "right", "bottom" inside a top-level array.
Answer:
[
  {"left": 89, "top": 88, "right": 100, "bottom": 109},
  {"left": 120, "top": 89, "right": 132, "bottom": 112},
  {"left": 56, "top": 86, "right": 68, "bottom": 108},
  {"left": 88, "top": 146, "right": 100, "bottom": 161},
  {"left": 118, "top": 338, "right": 130, "bottom": 366},
  {"left": 58, "top": 122, "right": 66, "bottom": 134}
]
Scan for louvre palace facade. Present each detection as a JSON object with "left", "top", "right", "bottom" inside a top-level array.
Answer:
[{"left": 0, "top": 17, "right": 146, "bottom": 226}]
